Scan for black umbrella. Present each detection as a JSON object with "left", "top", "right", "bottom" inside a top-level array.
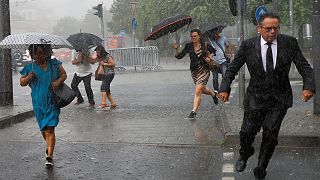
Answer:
[
  {"left": 144, "top": 14, "right": 192, "bottom": 41},
  {"left": 201, "top": 24, "right": 227, "bottom": 37},
  {"left": 67, "top": 33, "right": 103, "bottom": 50}
]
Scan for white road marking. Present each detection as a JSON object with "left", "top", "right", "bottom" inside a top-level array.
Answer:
[
  {"left": 222, "top": 177, "right": 235, "bottom": 180},
  {"left": 222, "top": 163, "right": 234, "bottom": 173},
  {"left": 223, "top": 152, "right": 234, "bottom": 160},
  {"left": 222, "top": 152, "right": 235, "bottom": 179}
]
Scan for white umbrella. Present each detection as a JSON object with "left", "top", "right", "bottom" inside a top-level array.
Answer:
[{"left": 0, "top": 32, "right": 74, "bottom": 49}]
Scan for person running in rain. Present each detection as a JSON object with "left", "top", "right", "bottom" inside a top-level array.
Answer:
[
  {"left": 20, "top": 44, "right": 67, "bottom": 167},
  {"left": 218, "top": 13, "right": 315, "bottom": 179},
  {"left": 71, "top": 49, "right": 96, "bottom": 108},
  {"left": 173, "top": 29, "right": 218, "bottom": 119},
  {"left": 94, "top": 45, "right": 117, "bottom": 109},
  {"left": 207, "top": 28, "right": 232, "bottom": 104}
]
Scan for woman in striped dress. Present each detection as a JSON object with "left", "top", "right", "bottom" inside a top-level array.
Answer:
[{"left": 174, "top": 29, "right": 218, "bottom": 119}]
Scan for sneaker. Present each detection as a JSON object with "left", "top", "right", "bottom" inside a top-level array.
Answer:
[
  {"left": 45, "top": 157, "right": 54, "bottom": 167},
  {"left": 212, "top": 90, "right": 219, "bottom": 105},
  {"left": 188, "top": 111, "right": 197, "bottom": 119}
]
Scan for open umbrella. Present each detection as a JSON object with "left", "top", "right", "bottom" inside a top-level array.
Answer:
[
  {"left": 144, "top": 14, "right": 192, "bottom": 41},
  {"left": 67, "top": 33, "right": 103, "bottom": 50},
  {"left": 201, "top": 24, "right": 227, "bottom": 37},
  {"left": 0, "top": 32, "right": 73, "bottom": 49}
]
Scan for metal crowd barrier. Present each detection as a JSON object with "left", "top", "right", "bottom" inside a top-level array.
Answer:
[{"left": 108, "top": 46, "right": 161, "bottom": 71}]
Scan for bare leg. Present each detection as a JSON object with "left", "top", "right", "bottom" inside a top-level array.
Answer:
[
  {"left": 107, "top": 92, "right": 116, "bottom": 108},
  {"left": 192, "top": 84, "right": 205, "bottom": 112},
  {"left": 202, "top": 86, "right": 215, "bottom": 96},
  {"left": 41, "top": 131, "right": 46, "bottom": 141},
  {"left": 44, "top": 127, "right": 56, "bottom": 158},
  {"left": 101, "top": 92, "right": 107, "bottom": 105}
]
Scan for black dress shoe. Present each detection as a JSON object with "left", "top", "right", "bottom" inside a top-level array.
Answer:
[
  {"left": 235, "top": 157, "right": 247, "bottom": 172},
  {"left": 254, "top": 166, "right": 267, "bottom": 180}
]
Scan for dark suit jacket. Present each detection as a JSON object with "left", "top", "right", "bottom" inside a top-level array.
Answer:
[{"left": 220, "top": 34, "right": 316, "bottom": 110}]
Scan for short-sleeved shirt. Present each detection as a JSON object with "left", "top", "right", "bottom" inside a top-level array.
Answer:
[
  {"left": 209, "top": 36, "right": 229, "bottom": 64},
  {"left": 72, "top": 50, "right": 93, "bottom": 77}
]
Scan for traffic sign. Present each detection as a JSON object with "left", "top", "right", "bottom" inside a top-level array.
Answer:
[
  {"left": 255, "top": 6, "right": 268, "bottom": 22},
  {"left": 131, "top": 17, "right": 138, "bottom": 30}
]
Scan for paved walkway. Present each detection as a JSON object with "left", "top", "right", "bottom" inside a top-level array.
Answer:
[{"left": 1, "top": 63, "right": 320, "bottom": 147}]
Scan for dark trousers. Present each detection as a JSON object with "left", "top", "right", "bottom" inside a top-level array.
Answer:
[
  {"left": 71, "top": 73, "right": 95, "bottom": 105},
  {"left": 212, "top": 61, "right": 228, "bottom": 91},
  {"left": 239, "top": 107, "right": 288, "bottom": 169}
]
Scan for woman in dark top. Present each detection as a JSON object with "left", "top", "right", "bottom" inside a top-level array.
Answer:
[{"left": 173, "top": 29, "right": 218, "bottom": 119}]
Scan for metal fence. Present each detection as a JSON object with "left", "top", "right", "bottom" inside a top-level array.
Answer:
[{"left": 108, "top": 46, "right": 161, "bottom": 71}]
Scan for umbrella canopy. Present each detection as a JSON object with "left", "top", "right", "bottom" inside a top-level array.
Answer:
[
  {"left": 144, "top": 14, "right": 192, "bottom": 41},
  {"left": 67, "top": 33, "right": 103, "bottom": 50},
  {"left": 0, "top": 32, "right": 73, "bottom": 49},
  {"left": 201, "top": 24, "right": 227, "bottom": 37}
]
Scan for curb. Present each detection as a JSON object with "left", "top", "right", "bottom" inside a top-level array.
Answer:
[{"left": 0, "top": 109, "right": 34, "bottom": 129}]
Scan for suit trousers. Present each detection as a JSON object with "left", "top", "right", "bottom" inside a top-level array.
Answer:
[{"left": 239, "top": 107, "right": 288, "bottom": 169}]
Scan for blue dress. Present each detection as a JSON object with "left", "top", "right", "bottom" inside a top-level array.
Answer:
[{"left": 20, "top": 58, "right": 61, "bottom": 131}]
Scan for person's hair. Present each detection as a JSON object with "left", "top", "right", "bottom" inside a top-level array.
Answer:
[
  {"left": 77, "top": 49, "right": 90, "bottom": 57},
  {"left": 28, "top": 44, "right": 52, "bottom": 60},
  {"left": 258, "top": 13, "right": 281, "bottom": 25},
  {"left": 190, "top": 29, "right": 202, "bottom": 37},
  {"left": 94, "top": 45, "right": 108, "bottom": 59}
]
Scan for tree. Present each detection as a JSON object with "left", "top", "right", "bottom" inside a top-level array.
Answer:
[
  {"left": 134, "top": 0, "right": 236, "bottom": 49},
  {"left": 52, "top": 17, "right": 81, "bottom": 38},
  {"left": 107, "top": 0, "right": 132, "bottom": 35},
  {"left": 246, "top": 0, "right": 312, "bottom": 47}
]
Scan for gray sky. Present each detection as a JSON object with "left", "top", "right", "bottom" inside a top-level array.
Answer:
[
  {"left": 9, "top": 0, "right": 114, "bottom": 34},
  {"left": 11, "top": 0, "right": 113, "bottom": 20}
]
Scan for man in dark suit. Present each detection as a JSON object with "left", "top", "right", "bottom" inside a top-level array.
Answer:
[{"left": 218, "top": 13, "right": 315, "bottom": 179}]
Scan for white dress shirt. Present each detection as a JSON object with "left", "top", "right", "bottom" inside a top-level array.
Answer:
[{"left": 260, "top": 36, "right": 277, "bottom": 72}]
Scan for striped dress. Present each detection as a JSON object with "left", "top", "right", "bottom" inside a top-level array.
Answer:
[
  {"left": 191, "top": 48, "right": 210, "bottom": 85},
  {"left": 175, "top": 42, "right": 215, "bottom": 85}
]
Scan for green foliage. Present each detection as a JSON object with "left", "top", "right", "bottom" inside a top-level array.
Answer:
[
  {"left": 107, "top": 0, "right": 313, "bottom": 50},
  {"left": 109, "top": 0, "right": 236, "bottom": 42},
  {"left": 107, "top": 0, "right": 133, "bottom": 35}
]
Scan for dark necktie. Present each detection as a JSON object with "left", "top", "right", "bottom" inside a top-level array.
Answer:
[{"left": 266, "top": 42, "right": 274, "bottom": 75}]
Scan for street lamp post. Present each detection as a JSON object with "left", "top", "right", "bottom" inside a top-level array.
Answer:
[
  {"left": 238, "top": 0, "right": 246, "bottom": 108},
  {"left": 312, "top": 0, "right": 320, "bottom": 115},
  {"left": 93, "top": 4, "right": 105, "bottom": 41},
  {"left": 0, "top": 0, "right": 13, "bottom": 106},
  {"left": 289, "top": 0, "right": 294, "bottom": 36}
]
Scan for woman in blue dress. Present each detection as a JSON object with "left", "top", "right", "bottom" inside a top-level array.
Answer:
[{"left": 20, "top": 44, "right": 67, "bottom": 166}]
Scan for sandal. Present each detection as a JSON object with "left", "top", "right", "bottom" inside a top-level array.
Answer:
[
  {"left": 110, "top": 104, "right": 117, "bottom": 109},
  {"left": 98, "top": 104, "right": 109, "bottom": 109}
]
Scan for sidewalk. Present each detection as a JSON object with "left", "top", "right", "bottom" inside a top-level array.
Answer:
[
  {"left": 0, "top": 105, "right": 33, "bottom": 129},
  {"left": 1, "top": 64, "right": 320, "bottom": 147}
]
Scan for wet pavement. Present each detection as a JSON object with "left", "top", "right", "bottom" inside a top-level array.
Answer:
[{"left": 1, "top": 62, "right": 320, "bottom": 179}]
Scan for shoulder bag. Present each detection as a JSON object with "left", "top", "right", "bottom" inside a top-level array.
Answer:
[{"left": 50, "top": 61, "right": 76, "bottom": 108}]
